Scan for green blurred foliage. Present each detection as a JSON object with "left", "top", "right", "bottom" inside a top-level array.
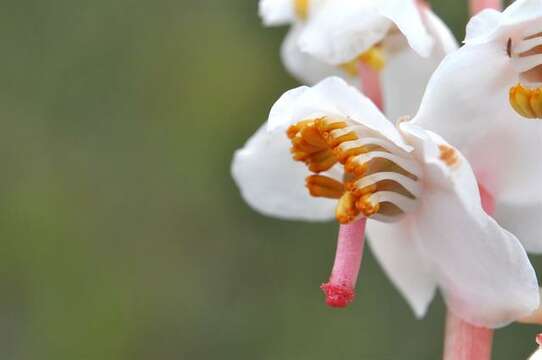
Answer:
[{"left": 0, "top": 0, "right": 538, "bottom": 359}]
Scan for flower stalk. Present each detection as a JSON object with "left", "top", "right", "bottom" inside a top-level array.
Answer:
[
  {"left": 442, "top": 186, "right": 495, "bottom": 360},
  {"left": 443, "top": 311, "right": 494, "bottom": 360},
  {"left": 469, "top": 0, "right": 502, "bottom": 15}
]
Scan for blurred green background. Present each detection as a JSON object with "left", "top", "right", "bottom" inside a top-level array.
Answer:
[{"left": 0, "top": 0, "right": 539, "bottom": 359}]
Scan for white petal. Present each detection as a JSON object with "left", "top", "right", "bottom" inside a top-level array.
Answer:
[
  {"left": 281, "top": 26, "right": 358, "bottom": 86},
  {"left": 367, "top": 219, "right": 437, "bottom": 317},
  {"left": 494, "top": 200, "right": 542, "bottom": 254},
  {"left": 400, "top": 123, "right": 540, "bottom": 328},
  {"left": 414, "top": 42, "right": 542, "bottom": 204},
  {"left": 298, "top": 0, "right": 393, "bottom": 64},
  {"left": 504, "top": 0, "right": 542, "bottom": 25},
  {"left": 376, "top": 0, "right": 434, "bottom": 57},
  {"left": 232, "top": 124, "right": 337, "bottom": 221},
  {"left": 530, "top": 347, "right": 542, "bottom": 360},
  {"left": 267, "top": 77, "right": 413, "bottom": 151},
  {"left": 464, "top": 9, "right": 503, "bottom": 45},
  {"left": 381, "top": 7, "right": 457, "bottom": 121},
  {"left": 259, "top": 0, "right": 295, "bottom": 26}
]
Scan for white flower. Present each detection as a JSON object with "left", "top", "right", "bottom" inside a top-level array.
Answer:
[
  {"left": 232, "top": 77, "right": 539, "bottom": 328},
  {"left": 297, "top": 0, "right": 458, "bottom": 120},
  {"left": 413, "top": 0, "right": 542, "bottom": 254},
  {"left": 259, "top": 0, "right": 358, "bottom": 85}
]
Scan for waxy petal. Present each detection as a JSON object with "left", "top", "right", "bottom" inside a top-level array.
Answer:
[
  {"left": 298, "top": 0, "right": 434, "bottom": 65},
  {"left": 232, "top": 124, "right": 337, "bottom": 221},
  {"left": 377, "top": 0, "right": 434, "bottom": 57},
  {"left": 267, "top": 77, "right": 412, "bottom": 151},
  {"left": 281, "top": 25, "right": 357, "bottom": 86},
  {"left": 399, "top": 123, "right": 540, "bottom": 328},
  {"left": 298, "top": 0, "right": 392, "bottom": 65},
  {"left": 382, "top": 8, "right": 457, "bottom": 121},
  {"left": 414, "top": 41, "right": 542, "bottom": 204},
  {"left": 367, "top": 219, "right": 437, "bottom": 317}
]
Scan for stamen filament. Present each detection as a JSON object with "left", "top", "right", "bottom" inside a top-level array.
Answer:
[
  {"left": 515, "top": 36, "right": 542, "bottom": 54},
  {"left": 512, "top": 54, "right": 542, "bottom": 74},
  {"left": 321, "top": 218, "right": 366, "bottom": 308}
]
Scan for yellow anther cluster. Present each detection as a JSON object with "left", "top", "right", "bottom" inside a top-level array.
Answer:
[
  {"left": 509, "top": 84, "right": 542, "bottom": 119},
  {"left": 287, "top": 118, "right": 380, "bottom": 223},
  {"left": 294, "top": 0, "right": 309, "bottom": 20},
  {"left": 340, "top": 47, "right": 386, "bottom": 76}
]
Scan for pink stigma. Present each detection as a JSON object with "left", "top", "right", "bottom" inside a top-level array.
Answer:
[
  {"left": 322, "top": 218, "right": 366, "bottom": 308},
  {"left": 321, "top": 283, "right": 355, "bottom": 308}
]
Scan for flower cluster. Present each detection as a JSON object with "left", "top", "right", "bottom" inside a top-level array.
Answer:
[{"left": 232, "top": 0, "right": 542, "bottom": 345}]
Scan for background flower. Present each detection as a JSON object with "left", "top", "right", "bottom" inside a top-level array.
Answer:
[{"left": 414, "top": 0, "right": 542, "bottom": 254}]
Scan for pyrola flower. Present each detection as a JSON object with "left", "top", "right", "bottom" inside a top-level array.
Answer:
[
  {"left": 296, "top": 0, "right": 457, "bottom": 119},
  {"left": 259, "top": 0, "right": 357, "bottom": 85},
  {"left": 231, "top": 77, "right": 539, "bottom": 328},
  {"left": 413, "top": 0, "right": 542, "bottom": 254}
]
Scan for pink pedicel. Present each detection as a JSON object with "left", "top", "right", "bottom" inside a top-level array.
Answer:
[
  {"left": 537, "top": 334, "right": 542, "bottom": 346},
  {"left": 442, "top": 186, "right": 495, "bottom": 360},
  {"left": 321, "top": 218, "right": 367, "bottom": 308},
  {"left": 358, "top": 62, "right": 383, "bottom": 111},
  {"left": 469, "top": 0, "right": 502, "bottom": 14},
  {"left": 443, "top": 311, "right": 494, "bottom": 360}
]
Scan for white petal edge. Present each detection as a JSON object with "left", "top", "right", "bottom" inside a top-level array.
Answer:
[
  {"left": 267, "top": 77, "right": 412, "bottom": 152},
  {"left": 399, "top": 122, "right": 540, "bottom": 328},
  {"left": 281, "top": 25, "right": 358, "bottom": 86},
  {"left": 367, "top": 218, "right": 437, "bottom": 318},
  {"left": 232, "top": 123, "right": 337, "bottom": 221},
  {"left": 376, "top": 0, "right": 434, "bottom": 57},
  {"left": 380, "top": 7, "right": 457, "bottom": 122},
  {"left": 298, "top": 0, "right": 393, "bottom": 64}
]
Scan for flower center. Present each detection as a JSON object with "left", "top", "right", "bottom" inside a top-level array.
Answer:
[
  {"left": 509, "top": 32, "right": 542, "bottom": 119},
  {"left": 340, "top": 46, "right": 387, "bottom": 75},
  {"left": 287, "top": 118, "right": 422, "bottom": 224},
  {"left": 294, "top": 0, "right": 309, "bottom": 20}
]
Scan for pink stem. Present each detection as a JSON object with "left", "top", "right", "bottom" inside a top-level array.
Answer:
[
  {"left": 443, "top": 312, "right": 494, "bottom": 360},
  {"left": 469, "top": 0, "right": 502, "bottom": 14},
  {"left": 321, "top": 218, "right": 367, "bottom": 307},
  {"left": 358, "top": 62, "right": 383, "bottom": 110},
  {"left": 442, "top": 185, "right": 495, "bottom": 360}
]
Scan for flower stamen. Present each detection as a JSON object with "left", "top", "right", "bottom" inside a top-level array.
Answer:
[
  {"left": 509, "top": 84, "right": 542, "bottom": 119},
  {"left": 288, "top": 118, "right": 422, "bottom": 224},
  {"left": 306, "top": 175, "right": 344, "bottom": 199},
  {"left": 509, "top": 32, "right": 542, "bottom": 118}
]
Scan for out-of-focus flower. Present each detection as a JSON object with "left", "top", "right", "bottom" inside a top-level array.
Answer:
[
  {"left": 232, "top": 77, "right": 539, "bottom": 328},
  {"left": 296, "top": 0, "right": 457, "bottom": 119},
  {"left": 413, "top": 0, "right": 542, "bottom": 255},
  {"left": 259, "top": 0, "right": 358, "bottom": 85}
]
